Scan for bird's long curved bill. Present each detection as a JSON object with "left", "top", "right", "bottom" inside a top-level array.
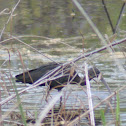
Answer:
[{"left": 100, "top": 77, "right": 112, "bottom": 94}]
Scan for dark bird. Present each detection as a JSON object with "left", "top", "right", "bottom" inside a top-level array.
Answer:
[{"left": 15, "top": 62, "right": 101, "bottom": 91}]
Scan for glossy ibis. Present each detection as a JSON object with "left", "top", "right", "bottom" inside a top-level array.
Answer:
[{"left": 15, "top": 62, "right": 101, "bottom": 91}]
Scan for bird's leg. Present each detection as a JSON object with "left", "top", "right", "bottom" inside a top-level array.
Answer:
[
  {"left": 100, "top": 74, "right": 113, "bottom": 113},
  {"left": 45, "top": 91, "right": 49, "bottom": 102},
  {"left": 45, "top": 81, "right": 52, "bottom": 102},
  {"left": 45, "top": 87, "right": 50, "bottom": 102},
  {"left": 59, "top": 96, "right": 62, "bottom": 108}
]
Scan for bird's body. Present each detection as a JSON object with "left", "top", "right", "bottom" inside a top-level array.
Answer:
[
  {"left": 16, "top": 62, "right": 100, "bottom": 91},
  {"left": 16, "top": 63, "right": 59, "bottom": 84}
]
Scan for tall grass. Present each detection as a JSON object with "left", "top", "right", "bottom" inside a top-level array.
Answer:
[
  {"left": 12, "top": 78, "right": 27, "bottom": 126},
  {"left": 100, "top": 109, "right": 106, "bottom": 126},
  {"left": 116, "top": 92, "right": 120, "bottom": 126}
]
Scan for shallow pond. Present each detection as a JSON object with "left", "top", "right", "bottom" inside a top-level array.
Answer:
[
  {"left": 0, "top": 0, "right": 126, "bottom": 125},
  {"left": 0, "top": 36, "right": 126, "bottom": 125}
]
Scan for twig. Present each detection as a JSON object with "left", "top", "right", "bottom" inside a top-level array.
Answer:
[
  {"left": 85, "top": 63, "right": 95, "bottom": 126},
  {"left": 0, "top": 8, "right": 10, "bottom": 15},
  {"left": 102, "top": 0, "right": 115, "bottom": 33},
  {"left": 0, "top": 0, "right": 21, "bottom": 40},
  {"left": 0, "top": 89, "right": 3, "bottom": 126},
  {"left": 114, "top": 3, "right": 126, "bottom": 33}
]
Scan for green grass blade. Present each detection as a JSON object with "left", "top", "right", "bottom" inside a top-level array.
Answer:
[
  {"left": 116, "top": 92, "right": 120, "bottom": 126},
  {"left": 100, "top": 109, "right": 106, "bottom": 126},
  {"left": 12, "top": 78, "right": 27, "bottom": 126}
]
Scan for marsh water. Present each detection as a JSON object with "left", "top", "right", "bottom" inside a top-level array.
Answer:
[{"left": 0, "top": 0, "right": 126, "bottom": 125}]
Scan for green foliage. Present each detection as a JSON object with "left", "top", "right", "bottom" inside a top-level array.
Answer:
[
  {"left": 12, "top": 79, "right": 27, "bottom": 126},
  {"left": 100, "top": 109, "right": 106, "bottom": 126},
  {"left": 116, "top": 92, "right": 120, "bottom": 126}
]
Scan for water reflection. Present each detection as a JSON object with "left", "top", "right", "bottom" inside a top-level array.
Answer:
[{"left": 0, "top": 0, "right": 125, "bottom": 38}]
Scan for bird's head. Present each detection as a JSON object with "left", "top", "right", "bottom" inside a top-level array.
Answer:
[{"left": 80, "top": 67, "right": 101, "bottom": 86}]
